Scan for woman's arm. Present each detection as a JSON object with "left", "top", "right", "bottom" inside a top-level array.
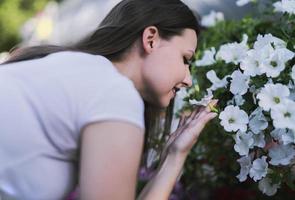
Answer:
[
  {"left": 79, "top": 121, "right": 144, "bottom": 200},
  {"left": 137, "top": 100, "right": 218, "bottom": 200},
  {"left": 137, "top": 152, "right": 186, "bottom": 200}
]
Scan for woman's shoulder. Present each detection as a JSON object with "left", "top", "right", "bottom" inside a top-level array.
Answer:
[
  {"left": 48, "top": 51, "right": 144, "bottom": 111},
  {"left": 47, "top": 51, "right": 114, "bottom": 70},
  {"left": 45, "top": 51, "right": 128, "bottom": 85}
]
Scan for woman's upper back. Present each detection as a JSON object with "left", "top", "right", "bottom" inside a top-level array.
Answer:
[{"left": 0, "top": 51, "right": 145, "bottom": 199}]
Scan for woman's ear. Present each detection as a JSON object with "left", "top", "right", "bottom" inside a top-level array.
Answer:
[{"left": 142, "top": 26, "right": 160, "bottom": 54}]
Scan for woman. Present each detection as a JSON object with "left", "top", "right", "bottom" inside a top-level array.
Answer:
[{"left": 0, "top": 0, "right": 217, "bottom": 199}]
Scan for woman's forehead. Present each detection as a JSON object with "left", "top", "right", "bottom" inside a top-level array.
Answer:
[{"left": 170, "top": 29, "right": 198, "bottom": 50}]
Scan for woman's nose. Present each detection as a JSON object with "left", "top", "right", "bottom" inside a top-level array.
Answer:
[{"left": 182, "top": 69, "right": 193, "bottom": 88}]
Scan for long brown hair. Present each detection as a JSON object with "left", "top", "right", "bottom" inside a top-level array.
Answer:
[
  {"left": 3, "top": 0, "right": 201, "bottom": 167},
  {"left": 4, "top": 0, "right": 200, "bottom": 64}
]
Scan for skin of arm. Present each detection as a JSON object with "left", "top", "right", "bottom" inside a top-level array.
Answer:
[
  {"left": 137, "top": 152, "right": 186, "bottom": 200},
  {"left": 79, "top": 121, "right": 144, "bottom": 200},
  {"left": 137, "top": 100, "right": 218, "bottom": 200}
]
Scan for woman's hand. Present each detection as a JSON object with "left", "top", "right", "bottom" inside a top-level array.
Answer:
[
  {"left": 160, "top": 99, "right": 218, "bottom": 162},
  {"left": 138, "top": 100, "right": 218, "bottom": 200}
]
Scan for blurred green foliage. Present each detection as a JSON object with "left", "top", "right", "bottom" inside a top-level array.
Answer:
[{"left": 0, "top": 0, "right": 61, "bottom": 52}]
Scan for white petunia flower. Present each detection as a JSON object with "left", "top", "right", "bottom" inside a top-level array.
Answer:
[
  {"left": 174, "top": 88, "right": 189, "bottom": 112},
  {"left": 270, "top": 128, "right": 295, "bottom": 144},
  {"left": 233, "top": 94, "right": 246, "bottom": 106},
  {"left": 281, "top": 129, "right": 295, "bottom": 145},
  {"left": 236, "top": 0, "right": 253, "bottom": 6},
  {"left": 254, "top": 34, "right": 286, "bottom": 50},
  {"left": 270, "top": 128, "right": 295, "bottom": 145},
  {"left": 240, "top": 49, "right": 263, "bottom": 77},
  {"left": 195, "top": 47, "right": 216, "bottom": 66},
  {"left": 201, "top": 10, "right": 224, "bottom": 27},
  {"left": 216, "top": 34, "right": 249, "bottom": 65},
  {"left": 206, "top": 70, "right": 229, "bottom": 91},
  {"left": 189, "top": 92, "right": 213, "bottom": 106},
  {"left": 258, "top": 177, "right": 280, "bottom": 196},
  {"left": 237, "top": 155, "right": 252, "bottom": 182},
  {"left": 249, "top": 85, "right": 259, "bottom": 104},
  {"left": 230, "top": 70, "right": 250, "bottom": 95},
  {"left": 249, "top": 156, "right": 268, "bottom": 182},
  {"left": 228, "top": 95, "right": 247, "bottom": 107},
  {"left": 288, "top": 81, "right": 295, "bottom": 101},
  {"left": 249, "top": 107, "right": 268, "bottom": 134},
  {"left": 270, "top": 128, "right": 286, "bottom": 141},
  {"left": 268, "top": 144, "right": 295, "bottom": 165},
  {"left": 177, "top": 87, "right": 188, "bottom": 99},
  {"left": 234, "top": 131, "right": 254, "bottom": 156},
  {"left": 242, "top": 44, "right": 275, "bottom": 77},
  {"left": 291, "top": 65, "right": 295, "bottom": 81},
  {"left": 276, "top": 48, "right": 295, "bottom": 61},
  {"left": 257, "top": 83, "right": 290, "bottom": 111},
  {"left": 256, "top": 44, "right": 276, "bottom": 63},
  {"left": 271, "top": 99, "right": 295, "bottom": 130},
  {"left": 251, "top": 132, "right": 266, "bottom": 148},
  {"left": 252, "top": 34, "right": 294, "bottom": 77},
  {"left": 260, "top": 48, "right": 294, "bottom": 78},
  {"left": 273, "top": 0, "right": 295, "bottom": 15},
  {"left": 260, "top": 52, "right": 284, "bottom": 78},
  {"left": 219, "top": 105, "right": 249, "bottom": 132}
]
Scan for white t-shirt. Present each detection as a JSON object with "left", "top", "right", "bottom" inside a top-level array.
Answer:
[{"left": 0, "top": 51, "right": 145, "bottom": 200}]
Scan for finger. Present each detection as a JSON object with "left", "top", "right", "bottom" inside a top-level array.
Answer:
[
  {"left": 198, "top": 112, "right": 217, "bottom": 126},
  {"left": 187, "top": 106, "right": 201, "bottom": 122},
  {"left": 180, "top": 110, "right": 190, "bottom": 122},
  {"left": 190, "top": 106, "right": 207, "bottom": 122},
  {"left": 192, "top": 106, "right": 206, "bottom": 120},
  {"left": 191, "top": 110, "right": 217, "bottom": 128},
  {"left": 191, "top": 112, "right": 218, "bottom": 138},
  {"left": 183, "top": 115, "right": 190, "bottom": 125},
  {"left": 166, "top": 135, "right": 176, "bottom": 146},
  {"left": 177, "top": 115, "right": 186, "bottom": 128},
  {"left": 184, "top": 106, "right": 205, "bottom": 126},
  {"left": 206, "top": 112, "right": 218, "bottom": 121}
]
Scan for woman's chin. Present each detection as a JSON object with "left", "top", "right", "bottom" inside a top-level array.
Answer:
[
  {"left": 147, "top": 97, "right": 169, "bottom": 109},
  {"left": 159, "top": 93, "right": 175, "bottom": 108}
]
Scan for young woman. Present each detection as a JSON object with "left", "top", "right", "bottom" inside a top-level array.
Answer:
[{"left": 0, "top": 0, "right": 217, "bottom": 199}]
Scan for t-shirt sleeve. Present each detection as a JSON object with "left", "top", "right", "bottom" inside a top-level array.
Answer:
[{"left": 77, "top": 78, "right": 145, "bottom": 133}]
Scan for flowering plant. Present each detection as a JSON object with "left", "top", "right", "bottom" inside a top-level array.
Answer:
[{"left": 177, "top": 0, "right": 295, "bottom": 197}]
